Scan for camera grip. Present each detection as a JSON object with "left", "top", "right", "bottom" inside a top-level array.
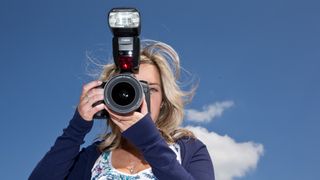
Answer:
[{"left": 92, "top": 82, "right": 109, "bottom": 119}]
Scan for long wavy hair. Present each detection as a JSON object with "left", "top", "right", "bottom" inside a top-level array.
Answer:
[{"left": 97, "top": 40, "right": 196, "bottom": 151}]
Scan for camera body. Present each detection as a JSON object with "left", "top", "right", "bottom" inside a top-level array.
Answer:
[{"left": 93, "top": 7, "right": 150, "bottom": 119}]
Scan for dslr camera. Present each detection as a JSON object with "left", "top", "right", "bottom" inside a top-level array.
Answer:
[{"left": 93, "top": 8, "right": 150, "bottom": 119}]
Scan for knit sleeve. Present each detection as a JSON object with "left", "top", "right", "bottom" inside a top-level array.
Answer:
[
  {"left": 122, "top": 113, "right": 215, "bottom": 180},
  {"left": 178, "top": 138, "right": 215, "bottom": 180},
  {"left": 29, "top": 110, "right": 94, "bottom": 180}
]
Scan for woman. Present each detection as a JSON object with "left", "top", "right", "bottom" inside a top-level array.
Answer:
[{"left": 29, "top": 41, "right": 215, "bottom": 180}]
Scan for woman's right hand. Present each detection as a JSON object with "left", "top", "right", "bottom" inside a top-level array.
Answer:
[{"left": 77, "top": 80, "right": 106, "bottom": 121}]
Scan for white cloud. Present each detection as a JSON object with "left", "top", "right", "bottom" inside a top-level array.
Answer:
[
  {"left": 186, "top": 126, "right": 264, "bottom": 180},
  {"left": 185, "top": 101, "right": 234, "bottom": 123}
]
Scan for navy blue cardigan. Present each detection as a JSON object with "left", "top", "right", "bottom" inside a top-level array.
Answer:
[{"left": 29, "top": 110, "right": 215, "bottom": 180}]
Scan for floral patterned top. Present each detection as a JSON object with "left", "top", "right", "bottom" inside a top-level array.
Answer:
[{"left": 91, "top": 144, "right": 181, "bottom": 180}]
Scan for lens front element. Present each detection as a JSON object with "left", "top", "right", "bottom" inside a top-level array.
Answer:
[{"left": 111, "top": 82, "right": 135, "bottom": 106}]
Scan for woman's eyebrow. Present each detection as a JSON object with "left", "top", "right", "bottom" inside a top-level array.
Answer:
[{"left": 149, "top": 82, "right": 161, "bottom": 87}]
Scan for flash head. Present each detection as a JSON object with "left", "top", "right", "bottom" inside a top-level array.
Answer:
[
  {"left": 108, "top": 7, "right": 141, "bottom": 73},
  {"left": 108, "top": 8, "right": 141, "bottom": 37}
]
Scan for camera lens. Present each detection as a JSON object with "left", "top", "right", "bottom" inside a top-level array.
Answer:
[
  {"left": 111, "top": 82, "right": 135, "bottom": 106},
  {"left": 104, "top": 74, "right": 144, "bottom": 114}
]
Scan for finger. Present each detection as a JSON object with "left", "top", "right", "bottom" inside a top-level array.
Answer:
[
  {"left": 82, "top": 94, "right": 104, "bottom": 109},
  {"left": 79, "top": 95, "right": 89, "bottom": 106},
  {"left": 140, "top": 98, "right": 148, "bottom": 115},
  {"left": 78, "top": 103, "right": 106, "bottom": 121},
  {"left": 79, "top": 89, "right": 104, "bottom": 107},
  {"left": 80, "top": 80, "right": 102, "bottom": 99},
  {"left": 106, "top": 107, "right": 143, "bottom": 123},
  {"left": 108, "top": 115, "right": 125, "bottom": 132},
  {"left": 104, "top": 107, "right": 123, "bottom": 120},
  {"left": 87, "top": 103, "right": 106, "bottom": 119},
  {"left": 103, "top": 107, "right": 129, "bottom": 122},
  {"left": 86, "top": 88, "right": 104, "bottom": 98}
]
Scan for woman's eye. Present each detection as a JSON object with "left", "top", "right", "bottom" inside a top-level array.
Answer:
[{"left": 150, "top": 88, "right": 158, "bottom": 93}]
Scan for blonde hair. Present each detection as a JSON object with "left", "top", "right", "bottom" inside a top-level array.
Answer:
[{"left": 97, "top": 40, "right": 196, "bottom": 151}]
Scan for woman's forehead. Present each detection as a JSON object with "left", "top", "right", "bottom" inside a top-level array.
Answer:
[{"left": 135, "top": 63, "right": 161, "bottom": 85}]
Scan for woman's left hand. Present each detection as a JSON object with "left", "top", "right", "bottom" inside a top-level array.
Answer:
[{"left": 105, "top": 98, "right": 148, "bottom": 132}]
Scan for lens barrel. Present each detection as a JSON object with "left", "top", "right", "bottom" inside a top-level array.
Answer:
[{"left": 104, "top": 74, "right": 144, "bottom": 114}]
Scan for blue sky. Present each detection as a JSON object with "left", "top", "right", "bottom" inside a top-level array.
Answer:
[{"left": 1, "top": 0, "right": 319, "bottom": 179}]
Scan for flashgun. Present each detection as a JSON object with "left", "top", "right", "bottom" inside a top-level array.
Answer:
[{"left": 108, "top": 8, "right": 141, "bottom": 73}]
